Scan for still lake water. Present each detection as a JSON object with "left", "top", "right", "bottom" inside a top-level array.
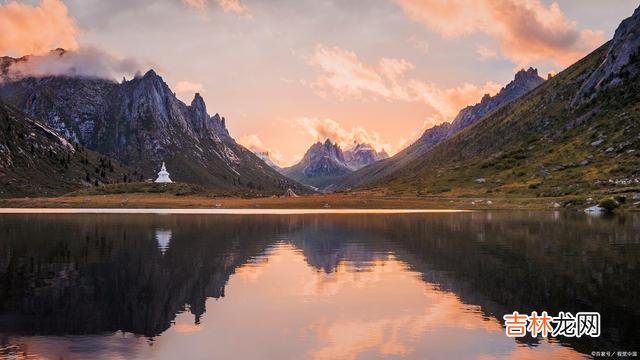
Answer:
[{"left": 0, "top": 211, "right": 638, "bottom": 359}]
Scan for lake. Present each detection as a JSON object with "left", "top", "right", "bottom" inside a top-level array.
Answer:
[{"left": 0, "top": 211, "right": 638, "bottom": 359}]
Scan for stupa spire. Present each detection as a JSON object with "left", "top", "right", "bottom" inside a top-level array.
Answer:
[{"left": 155, "top": 161, "right": 172, "bottom": 183}]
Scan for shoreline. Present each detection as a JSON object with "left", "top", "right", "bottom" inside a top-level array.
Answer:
[
  {"left": 0, "top": 208, "right": 471, "bottom": 214},
  {"left": 1, "top": 192, "right": 634, "bottom": 211}
]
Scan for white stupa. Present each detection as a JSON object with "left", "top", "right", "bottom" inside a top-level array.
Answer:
[{"left": 155, "top": 162, "right": 173, "bottom": 183}]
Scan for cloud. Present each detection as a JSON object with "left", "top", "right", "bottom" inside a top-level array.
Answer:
[
  {"left": 3, "top": 47, "right": 149, "bottom": 81},
  {"left": 181, "top": 0, "right": 208, "bottom": 10},
  {"left": 217, "top": 0, "right": 249, "bottom": 15},
  {"left": 0, "top": 0, "right": 79, "bottom": 57},
  {"left": 306, "top": 45, "right": 397, "bottom": 100},
  {"left": 393, "top": 0, "right": 604, "bottom": 68},
  {"left": 296, "top": 117, "right": 399, "bottom": 155},
  {"left": 180, "top": 0, "right": 249, "bottom": 15},
  {"left": 475, "top": 44, "right": 498, "bottom": 61},
  {"left": 175, "top": 80, "right": 204, "bottom": 94},
  {"left": 407, "top": 36, "right": 430, "bottom": 54},
  {"left": 306, "top": 44, "right": 500, "bottom": 121},
  {"left": 237, "top": 134, "right": 284, "bottom": 164}
]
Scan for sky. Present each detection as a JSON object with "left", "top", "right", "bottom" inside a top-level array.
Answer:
[{"left": 0, "top": 0, "right": 638, "bottom": 166}]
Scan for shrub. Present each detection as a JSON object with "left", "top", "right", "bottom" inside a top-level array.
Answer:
[{"left": 598, "top": 198, "right": 619, "bottom": 212}]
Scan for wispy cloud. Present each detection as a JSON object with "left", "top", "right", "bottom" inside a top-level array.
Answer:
[
  {"left": 181, "top": 0, "right": 208, "bottom": 11},
  {"left": 393, "top": 0, "right": 604, "bottom": 67},
  {"left": 237, "top": 134, "right": 284, "bottom": 165},
  {"left": 305, "top": 44, "right": 500, "bottom": 121},
  {"left": 476, "top": 44, "right": 499, "bottom": 61},
  {"left": 296, "top": 117, "right": 403, "bottom": 155},
  {"left": 407, "top": 36, "right": 430, "bottom": 54},
  {"left": 0, "top": 0, "right": 79, "bottom": 57},
  {"left": 3, "top": 47, "right": 148, "bottom": 81},
  {"left": 180, "top": 0, "right": 250, "bottom": 15},
  {"left": 217, "top": 0, "right": 249, "bottom": 15},
  {"left": 175, "top": 80, "right": 204, "bottom": 94}
]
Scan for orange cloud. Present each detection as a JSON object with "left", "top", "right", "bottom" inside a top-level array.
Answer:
[
  {"left": 175, "top": 80, "right": 204, "bottom": 94},
  {"left": 393, "top": 0, "right": 604, "bottom": 67},
  {"left": 307, "top": 45, "right": 396, "bottom": 100},
  {"left": 237, "top": 134, "right": 284, "bottom": 164},
  {"left": 0, "top": 0, "right": 79, "bottom": 57},
  {"left": 296, "top": 117, "right": 400, "bottom": 155},
  {"left": 217, "top": 0, "right": 249, "bottom": 15},
  {"left": 306, "top": 44, "right": 500, "bottom": 122}
]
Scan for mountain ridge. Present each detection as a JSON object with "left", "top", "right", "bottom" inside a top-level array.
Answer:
[
  {"left": 0, "top": 100, "right": 137, "bottom": 197},
  {"left": 0, "top": 62, "right": 307, "bottom": 195},
  {"left": 358, "top": 5, "right": 640, "bottom": 198},
  {"left": 337, "top": 67, "right": 545, "bottom": 190},
  {"left": 282, "top": 139, "right": 388, "bottom": 190}
]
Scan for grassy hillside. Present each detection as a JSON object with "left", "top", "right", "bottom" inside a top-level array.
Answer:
[
  {"left": 0, "top": 102, "right": 138, "bottom": 198},
  {"left": 359, "top": 42, "right": 640, "bottom": 203}
]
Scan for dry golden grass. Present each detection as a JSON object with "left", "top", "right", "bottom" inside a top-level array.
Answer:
[{"left": 0, "top": 191, "right": 589, "bottom": 210}]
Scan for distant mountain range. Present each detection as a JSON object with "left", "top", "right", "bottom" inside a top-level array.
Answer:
[
  {"left": 282, "top": 139, "right": 388, "bottom": 190},
  {"left": 345, "top": 5, "right": 640, "bottom": 198},
  {"left": 0, "top": 55, "right": 306, "bottom": 195},
  {"left": 337, "top": 67, "right": 545, "bottom": 190}
]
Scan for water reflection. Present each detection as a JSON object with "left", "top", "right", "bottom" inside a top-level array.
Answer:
[
  {"left": 0, "top": 212, "right": 638, "bottom": 359},
  {"left": 155, "top": 229, "right": 172, "bottom": 254}
]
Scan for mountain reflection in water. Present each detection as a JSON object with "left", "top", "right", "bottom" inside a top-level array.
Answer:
[{"left": 0, "top": 212, "right": 638, "bottom": 359}]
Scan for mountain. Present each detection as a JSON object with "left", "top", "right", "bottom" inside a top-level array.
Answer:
[
  {"left": 337, "top": 67, "right": 545, "bottom": 190},
  {"left": 254, "top": 151, "right": 281, "bottom": 171},
  {"left": 352, "top": 5, "right": 640, "bottom": 198},
  {"left": 343, "top": 143, "right": 389, "bottom": 170},
  {"left": 282, "top": 139, "right": 352, "bottom": 190},
  {"left": 0, "top": 100, "right": 136, "bottom": 197},
  {"left": 282, "top": 139, "right": 388, "bottom": 190},
  {"left": 0, "top": 57, "right": 305, "bottom": 195}
]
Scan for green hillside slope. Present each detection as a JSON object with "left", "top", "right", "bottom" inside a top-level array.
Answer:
[
  {"left": 362, "top": 39, "right": 640, "bottom": 201},
  {"left": 0, "top": 101, "right": 137, "bottom": 197}
]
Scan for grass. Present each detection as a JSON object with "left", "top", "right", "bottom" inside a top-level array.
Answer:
[
  {"left": 1, "top": 190, "right": 639, "bottom": 211},
  {"left": 366, "top": 42, "right": 640, "bottom": 200}
]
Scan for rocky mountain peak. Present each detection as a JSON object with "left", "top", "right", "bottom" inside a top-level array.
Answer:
[
  {"left": 574, "top": 5, "right": 640, "bottom": 104},
  {"left": 514, "top": 67, "right": 539, "bottom": 83},
  {"left": 411, "top": 67, "right": 544, "bottom": 154},
  {"left": 343, "top": 142, "right": 389, "bottom": 170},
  {"left": 0, "top": 65, "right": 303, "bottom": 194},
  {"left": 143, "top": 69, "right": 159, "bottom": 78},
  {"left": 190, "top": 92, "right": 208, "bottom": 129}
]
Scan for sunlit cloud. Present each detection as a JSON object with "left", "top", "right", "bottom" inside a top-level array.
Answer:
[
  {"left": 296, "top": 117, "right": 399, "bottom": 155},
  {"left": 306, "top": 44, "right": 500, "bottom": 121},
  {"left": 175, "top": 80, "right": 205, "bottom": 94},
  {"left": 0, "top": 0, "right": 79, "bottom": 57},
  {"left": 3, "top": 47, "right": 148, "bottom": 81},
  {"left": 237, "top": 133, "right": 284, "bottom": 165},
  {"left": 393, "top": 0, "right": 604, "bottom": 67},
  {"left": 408, "top": 80, "right": 501, "bottom": 121},
  {"left": 217, "top": 0, "right": 249, "bottom": 15},
  {"left": 180, "top": 0, "right": 249, "bottom": 15}
]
